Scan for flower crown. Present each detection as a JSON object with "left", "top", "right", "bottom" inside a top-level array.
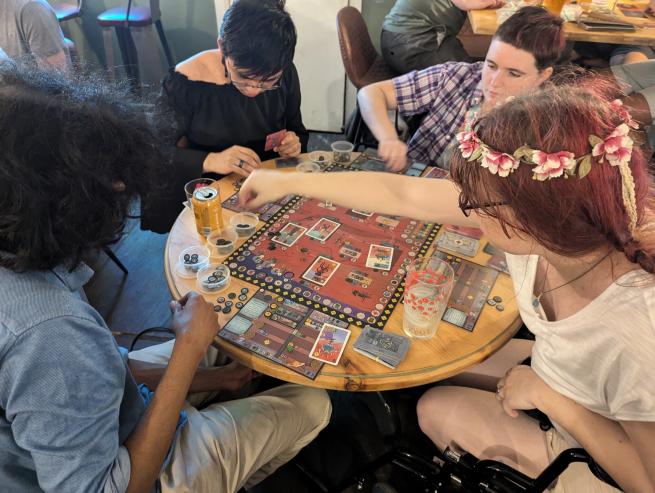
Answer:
[{"left": 455, "top": 99, "right": 639, "bottom": 233}]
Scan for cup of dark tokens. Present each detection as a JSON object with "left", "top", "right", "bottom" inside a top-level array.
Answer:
[
  {"left": 207, "top": 227, "right": 238, "bottom": 256},
  {"left": 296, "top": 161, "right": 321, "bottom": 173},
  {"left": 331, "top": 140, "right": 354, "bottom": 163},
  {"left": 308, "top": 150, "right": 331, "bottom": 165},
  {"left": 229, "top": 212, "right": 258, "bottom": 238},
  {"left": 178, "top": 245, "right": 210, "bottom": 275},
  {"left": 197, "top": 264, "right": 230, "bottom": 292}
]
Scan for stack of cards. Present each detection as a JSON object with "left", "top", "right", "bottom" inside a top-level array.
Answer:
[
  {"left": 309, "top": 323, "right": 351, "bottom": 366},
  {"left": 353, "top": 326, "right": 410, "bottom": 369},
  {"left": 265, "top": 129, "right": 287, "bottom": 151}
]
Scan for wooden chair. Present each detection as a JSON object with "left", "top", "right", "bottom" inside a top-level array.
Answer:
[
  {"left": 336, "top": 6, "right": 398, "bottom": 151},
  {"left": 97, "top": 0, "right": 175, "bottom": 87}
]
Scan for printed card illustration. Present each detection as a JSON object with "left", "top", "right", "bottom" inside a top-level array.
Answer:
[
  {"left": 265, "top": 129, "right": 287, "bottom": 151},
  {"left": 272, "top": 222, "right": 307, "bottom": 247},
  {"left": 310, "top": 323, "right": 351, "bottom": 365},
  {"left": 366, "top": 244, "right": 394, "bottom": 271},
  {"left": 437, "top": 231, "right": 479, "bottom": 257},
  {"left": 302, "top": 256, "right": 340, "bottom": 286},
  {"left": 306, "top": 218, "right": 341, "bottom": 241}
]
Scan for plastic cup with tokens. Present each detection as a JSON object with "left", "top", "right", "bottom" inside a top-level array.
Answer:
[
  {"left": 177, "top": 245, "right": 210, "bottom": 278},
  {"left": 229, "top": 212, "right": 259, "bottom": 238},
  {"left": 196, "top": 264, "right": 231, "bottom": 293},
  {"left": 207, "top": 227, "right": 238, "bottom": 257},
  {"left": 296, "top": 161, "right": 321, "bottom": 173},
  {"left": 331, "top": 140, "right": 354, "bottom": 164},
  {"left": 308, "top": 150, "right": 331, "bottom": 165}
]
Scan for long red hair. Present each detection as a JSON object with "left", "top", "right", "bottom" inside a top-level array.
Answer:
[{"left": 450, "top": 82, "right": 655, "bottom": 273}]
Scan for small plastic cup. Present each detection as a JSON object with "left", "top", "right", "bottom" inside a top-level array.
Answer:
[
  {"left": 230, "top": 212, "right": 259, "bottom": 238},
  {"left": 184, "top": 178, "right": 215, "bottom": 209},
  {"left": 331, "top": 141, "right": 354, "bottom": 164},
  {"left": 308, "top": 150, "right": 331, "bottom": 165},
  {"left": 207, "top": 227, "right": 238, "bottom": 257},
  {"left": 177, "top": 245, "right": 210, "bottom": 278},
  {"left": 197, "top": 264, "right": 231, "bottom": 293},
  {"left": 296, "top": 161, "right": 321, "bottom": 173}
]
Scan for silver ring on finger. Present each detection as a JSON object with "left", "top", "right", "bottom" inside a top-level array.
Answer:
[{"left": 238, "top": 159, "right": 245, "bottom": 169}]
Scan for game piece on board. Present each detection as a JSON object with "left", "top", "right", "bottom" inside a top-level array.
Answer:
[
  {"left": 214, "top": 305, "right": 222, "bottom": 312},
  {"left": 495, "top": 304, "right": 505, "bottom": 312},
  {"left": 493, "top": 295, "right": 502, "bottom": 303},
  {"left": 486, "top": 299, "right": 497, "bottom": 306},
  {"left": 228, "top": 292, "right": 237, "bottom": 299},
  {"left": 222, "top": 306, "right": 232, "bottom": 314},
  {"left": 238, "top": 294, "right": 247, "bottom": 301},
  {"left": 217, "top": 297, "right": 225, "bottom": 303},
  {"left": 226, "top": 301, "right": 233, "bottom": 307},
  {"left": 236, "top": 302, "right": 244, "bottom": 309}
]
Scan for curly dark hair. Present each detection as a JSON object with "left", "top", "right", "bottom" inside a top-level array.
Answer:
[{"left": 0, "top": 61, "right": 171, "bottom": 272}]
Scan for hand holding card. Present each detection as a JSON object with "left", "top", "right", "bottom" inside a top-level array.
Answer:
[{"left": 265, "top": 130, "right": 287, "bottom": 152}]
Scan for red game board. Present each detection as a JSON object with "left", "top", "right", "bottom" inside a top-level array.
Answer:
[{"left": 224, "top": 196, "right": 439, "bottom": 329}]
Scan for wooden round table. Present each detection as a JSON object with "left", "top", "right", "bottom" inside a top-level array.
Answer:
[{"left": 164, "top": 155, "right": 522, "bottom": 391}]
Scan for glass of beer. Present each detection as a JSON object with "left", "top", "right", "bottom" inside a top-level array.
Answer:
[{"left": 402, "top": 256, "right": 455, "bottom": 339}]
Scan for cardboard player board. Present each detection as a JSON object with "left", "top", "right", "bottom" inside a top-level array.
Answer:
[
  {"left": 219, "top": 289, "right": 349, "bottom": 379},
  {"left": 431, "top": 251, "right": 499, "bottom": 332},
  {"left": 222, "top": 194, "right": 439, "bottom": 329}
]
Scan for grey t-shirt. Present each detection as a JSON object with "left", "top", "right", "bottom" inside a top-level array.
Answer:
[
  {"left": 382, "top": 0, "right": 467, "bottom": 37},
  {"left": 0, "top": 0, "right": 66, "bottom": 60}
]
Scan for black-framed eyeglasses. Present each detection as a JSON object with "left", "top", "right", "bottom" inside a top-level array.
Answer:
[
  {"left": 458, "top": 197, "right": 509, "bottom": 217},
  {"left": 223, "top": 56, "right": 281, "bottom": 92}
]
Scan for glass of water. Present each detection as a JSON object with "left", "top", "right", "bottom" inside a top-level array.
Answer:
[{"left": 402, "top": 256, "right": 455, "bottom": 339}]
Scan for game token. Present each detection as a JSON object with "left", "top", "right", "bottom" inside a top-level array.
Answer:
[
  {"left": 486, "top": 299, "right": 497, "bottom": 306},
  {"left": 213, "top": 305, "right": 222, "bottom": 312},
  {"left": 215, "top": 238, "right": 232, "bottom": 246},
  {"left": 228, "top": 292, "right": 237, "bottom": 299},
  {"left": 222, "top": 306, "right": 232, "bottom": 314},
  {"left": 240, "top": 288, "right": 249, "bottom": 294},
  {"left": 493, "top": 295, "right": 502, "bottom": 303},
  {"left": 217, "top": 297, "right": 225, "bottom": 303},
  {"left": 238, "top": 294, "right": 247, "bottom": 301},
  {"left": 236, "top": 223, "right": 250, "bottom": 229},
  {"left": 236, "top": 302, "right": 244, "bottom": 308},
  {"left": 495, "top": 304, "right": 505, "bottom": 312},
  {"left": 184, "top": 253, "right": 190, "bottom": 262},
  {"left": 225, "top": 301, "right": 233, "bottom": 307}
]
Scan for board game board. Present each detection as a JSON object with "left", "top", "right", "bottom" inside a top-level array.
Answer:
[
  {"left": 431, "top": 251, "right": 499, "bottom": 331},
  {"left": 219, "top": 289, "right": 349, "bottom": 379},
  {"left": 223, "top": 195, "right": 439, "bottom": 329}
]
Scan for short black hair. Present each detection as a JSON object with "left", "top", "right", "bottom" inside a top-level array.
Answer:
[
  {"left": 0, "top": 61, "right": 171, "bottom": 272},
  {"left": 219, "top": 0, "right": 297, "bottom": 80},
  {"left": 494, "top": 6, "right": 565, "bottom": 71}
]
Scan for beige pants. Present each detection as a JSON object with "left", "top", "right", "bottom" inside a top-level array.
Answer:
[
  {"left": 129, "top": 341, "right": 332, "bottom": 493},
  {"left": 547, "top": 428, "right": 621, "bottom": 493}
]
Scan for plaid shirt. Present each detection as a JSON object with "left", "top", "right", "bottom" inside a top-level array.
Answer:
[{"left": 393, "top": 62, "right": 483, "bottom": 166}]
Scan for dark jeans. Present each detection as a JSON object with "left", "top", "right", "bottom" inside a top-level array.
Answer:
[{"left": 381, "top": 28, "right": 470, "bottom": 74}]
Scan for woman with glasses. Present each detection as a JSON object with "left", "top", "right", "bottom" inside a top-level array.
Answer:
[
  {"left": 142, "top": 0, "right": 306, "bottom": 233},
  {"left": 238, "top": 83, "right": 655, "bottom": 492}
]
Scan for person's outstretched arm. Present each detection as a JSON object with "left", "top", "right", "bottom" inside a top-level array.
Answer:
[{"left": 239, "top": 169, "right": 478, "bottom": 227}]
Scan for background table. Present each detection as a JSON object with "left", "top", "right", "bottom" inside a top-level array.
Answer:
[
  {"left": 164, "top": 155, "right": 522, "bottom": 391},
  {"left": 468, "top": 6, "right": 655, "bottom": 45}
]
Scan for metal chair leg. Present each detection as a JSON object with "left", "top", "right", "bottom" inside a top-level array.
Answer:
[
  {"left": 154, "top": 19, "right": 175, "bottom": 68},
  {"left": 103, "top": 246, "right": 128, "bottom": 274}
]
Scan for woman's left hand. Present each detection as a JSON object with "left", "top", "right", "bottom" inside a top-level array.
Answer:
[
  {"left": 276, "top": 131, "right": 301, "bottom": 157},
  {"left": 496, "top": 365, "right": 552, "bottom": 418}
]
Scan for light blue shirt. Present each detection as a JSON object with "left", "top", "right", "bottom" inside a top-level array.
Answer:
[{"left": 0, "top": 262, "right": 146, "bottom": 492}]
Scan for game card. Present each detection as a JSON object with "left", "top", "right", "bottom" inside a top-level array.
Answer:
[
  {"left": 306, "top": 218, "right": 341, "bottom": 241},
  {"left": 265, "top": 129, "right": 287, "bottom": 151},
  {"left": 351, "top": 209, "right": 373, "bottom": 217},
  {"left": 444, "top": 224, "right": 483, "bottom": 240},
  {"left": 366, "top": 244, "right": 394, "bottom": 271},
  {"left": 339, "top": 244, "right": 362, "bottom": 260},
  {"left": 273, "top": 222, "right": 307, "bottom": 247},
  {"left": 375, "top": 215, "right": 400, "bottom": 228},
  {"left": 422, "top": 167, "right": 448, "bottom": 179},
  {"left": 302, "top": 256, "right": 340, "bottom": 286},
  {"left": 437, "top": 231, "right": 479, "bottom": 257},
  {"left": 309, "top": 323, "right": 351, "bottom": 365}
]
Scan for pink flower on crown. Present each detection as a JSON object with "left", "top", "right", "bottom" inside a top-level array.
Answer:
[
  {"left": 530, "top": 150, "right": 576, "bottom": 181},
  {"left": 592, "top": 123, "right": 634, "bottom": 167},
  {"left": 609, "top": 99, "right": 639, "bottom": 129},
  {"left": 456, "top": 131, "right": 480, "bottom": 159},
  {"left": 480, "top": 149, "right": 519, "bottom": 177}
]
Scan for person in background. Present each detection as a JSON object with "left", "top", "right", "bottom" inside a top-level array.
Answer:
[
  {"left": 0, "top": 0, "right": 70, "bottom": 72},
  {"left": 142, "top": 0, "right": 307, "bottom": 233},
  {"left": 238, "top": 82, "right": 655, "bottom": 493},
  {"left": 360, "top": 6, "right": 565, "bottom": 171},
  {"left": 0, "top": 61, "right": 330, "bottom": 493},
  {"left": 381, "top": 0, "right": 503, "bottom": 74}
]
